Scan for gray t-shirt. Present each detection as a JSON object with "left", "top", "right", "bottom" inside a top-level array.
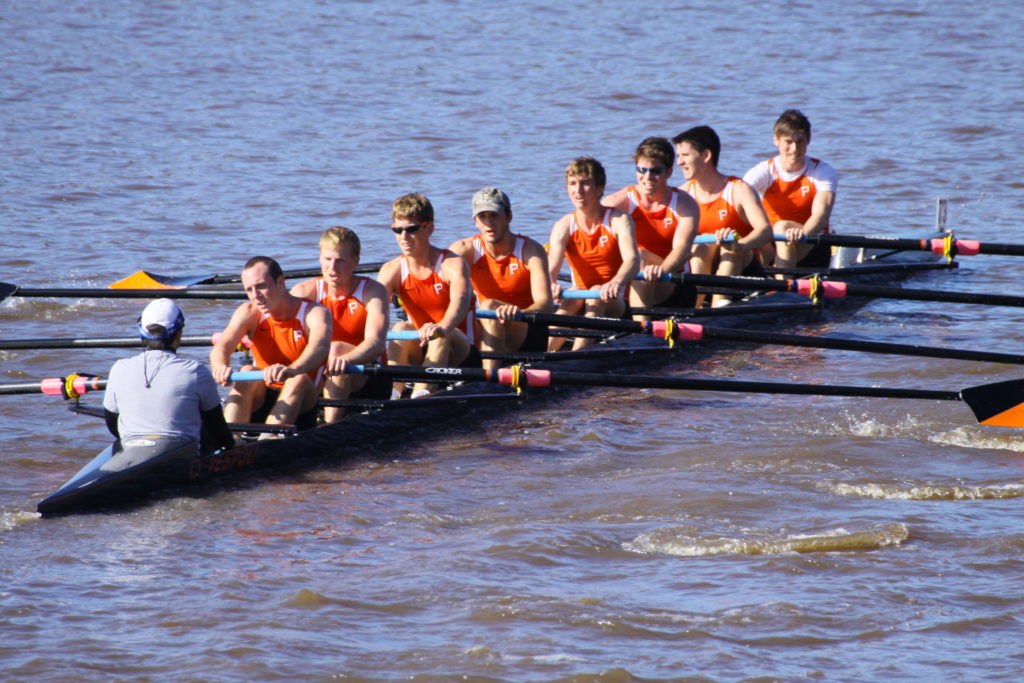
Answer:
[{"left": 102, "top": 350, "right": 222, "bottom": 441}]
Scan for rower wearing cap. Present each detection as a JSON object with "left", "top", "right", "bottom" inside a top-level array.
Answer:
[
  {"left": 742, "top": 109, "right": 838, "bottom": 271},
  {"left": 449, "top": 187, "right": 553, "bottom": 369},
  {"left": 291, "top": 227, "right": 390, "bottom": 423},
  {"left": 377, "top": 192, "right": 480, "bottom": 398},
  {"left": 602, "top": 137, "right": 701, "bottom": 313},
  {"left": 211, "top": 256, "right": 331, "bottom": 430},
  {"left": 547, "top": 156, "right": 639, "bottom": 350},
  {"left": 103, "top": 299, "right": 234, "bottom": 452},
  {"left": 674, "top": 125, "right": 773, "bottom": 306}
]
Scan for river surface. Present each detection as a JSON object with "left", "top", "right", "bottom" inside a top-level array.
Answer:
[{"left": 2, "top": 1, "right": 1023, "bottom": 680}]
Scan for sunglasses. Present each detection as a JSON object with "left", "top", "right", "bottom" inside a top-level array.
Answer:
[
  {"left": 391, "top": 223, "right": 422, "bottom": 235},
  {"left": 636, "top": 165, "right": 667, "bottom": 176}
]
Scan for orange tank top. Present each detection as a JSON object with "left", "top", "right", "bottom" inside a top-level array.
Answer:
[
  {"left": 565, "top": 209, "right": 622, "bottom": 289},
  {"left": 315, "top": 276, "right": 371, "bottom": 346},
  {"left": 627, "top": 186, "right": 687, "bottom": 259},
  {"left": 399, "top": 252, "right": 475, "bottom": 343},
  {"left": 762, "top": 157, "right": 828, "bottom": 232},
  {"left": 470, "top": 234, "right": 534, "bottom": 309},
  {"left": 250, "top": 299, "right": 323, "bottom": 388},
  {"left": 682, "top": 177, "right": 753, "bottom": 237}
]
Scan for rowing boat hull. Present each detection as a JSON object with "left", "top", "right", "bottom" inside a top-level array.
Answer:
[
  {"left": 38, "top": 239, "right": 952, "bottom": 516},
  {"left": 37, "top": 436, "right": 199, "bottom": 516}
]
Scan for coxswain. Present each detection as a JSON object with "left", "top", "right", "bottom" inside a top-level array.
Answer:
[
  {"left": 673, "top": 125, "right": 773, "bottom": 306},
  {"left": 742, "top": 109, "right": 838, "bottom": 271},
  {"left": 290, "top": 227, "right": 390, "bottom": 423},
  {"left": 547, "top": 156, "right": 639, "bottom": 350},
  {"left": 449, "top": 187, "right": 552, "bottom": 369},
  {"left": 602, "top": 137, "right": 701, "bottom": 313},
  {"left": 103, "top": 298, "right": 234, "bottom": 452},
  {"left": 377, "top": 192, "right": 480, "bottom": 398},
  {"left": 210, "top": 256, "right": 331, "bottom": 430}
]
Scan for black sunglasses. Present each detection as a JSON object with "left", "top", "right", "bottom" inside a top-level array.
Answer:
[
  {"left": 636, "top": 165, "right": 667, "bottom": 176},
  {"left": 391, "top": 224, "right": 422, "bottom": 235}
]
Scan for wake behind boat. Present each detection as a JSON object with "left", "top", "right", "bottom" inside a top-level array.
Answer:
[{"left": 35, "top": 223, "right": 959, "bottom": 517}]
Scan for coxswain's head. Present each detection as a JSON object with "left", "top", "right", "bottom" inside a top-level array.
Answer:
[{"left": 137, "top": 298, "right": 185, "bottom": 349}]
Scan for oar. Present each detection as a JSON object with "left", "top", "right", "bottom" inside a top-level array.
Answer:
[
  {"left": 562, "top": 273, "right": 1024, "bottom": 309},
  {"left": 0, "top": 370, "right": 267, "bottom": 397},
  {"left": 348, "top": 363, "right": 1024, "bottom": 427},
  {"left": 0, "top": 329, "right": 421, "bottom": 351},
  {"left": 476, "top": 310, "right": 1024, "bottom": 365},
  {"left": 109, "top": 261, "right": 387, "bottom": 289},
  {"left": 790, "top": 233, "right": 1024, "bottom": 258},
  {"left": 0, "top": 284, "right": 247, "bottom": 302}
]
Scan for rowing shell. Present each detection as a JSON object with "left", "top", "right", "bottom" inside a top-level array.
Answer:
[{"left": 37, "top": 230, "right": 954, "bottom": 516}]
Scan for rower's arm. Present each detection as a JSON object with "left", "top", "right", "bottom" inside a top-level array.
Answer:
[
  {"left": 375, "top": 258, "right": 401, "bottom": 298},
  {"left": 289, "top": 303, "right": 332, "bottom": 375},
  {"left": 734, "top": 181, "right": 774, "bottom": 251},
  {"left": 438, "top": 254, "right": 472, "bottom": 333},
  {"left": 340, "top": 280, "right": 390, "bottom": 364},
  {"left": 661, "top": 194, "right": 700, "bottom": 273},
  {"left": 521, "top": 239, "right": 554, "bottom": 314},
  {"left": 210, "top": 303, "right": 257, "bottom": 385},
  {"left": 610, "top": 211, "right": 640, "bottom": 286},
  {"left": 546, "top": 217, "right": 570, "bottom": 296},
  {"left": 802, "top": 190, "right": 836, "bottom": 237}
]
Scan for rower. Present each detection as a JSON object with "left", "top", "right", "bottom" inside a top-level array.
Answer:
[
  {"left": 290, "top": 227, "right": 390, "bottom": 423},
  {"left": 547, "top": 156, "right": 639, "bottom": 350},
  {"left": 673, "top": 125, "right": 773, "bottom": 306},
  {"left": 377, "top": 192, "right": 481, "bottom": 398},
  {"left": 210, "top": 256, "right": 331, "bottom": 431},
  {"left": 449, "top": 187, "right": 553, "bottom": 369},
  {"left": 602, "top": 137, "right": 701, "bottom": 313},
  {"left": 742, "top": 109, "right": 838, "bottom": 271},
  {"left": 103, "top": 299, "right": 234, "bottom": 452}
]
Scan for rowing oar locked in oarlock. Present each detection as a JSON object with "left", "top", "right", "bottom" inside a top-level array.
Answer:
[
  {"left": 345, "top": 364, "right": 1024, "bottom": 430},
  {"left": 559, "top": 272, "right": 1024, "bottom": 309},
  {"left": 475, "top": 310, "right": 1024, "bottom": 366},
  {"left": 9, "top": 366, "right": 1024, "bottom": 430}
]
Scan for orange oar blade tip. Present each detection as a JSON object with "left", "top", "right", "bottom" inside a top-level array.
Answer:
[
  {"left": 109, "top": 271, "right": 218, "bottom": 289},
  {"left": 961, "top": 379, "right": 1024, "bottom": 428},
  {"left": 110, "top": 271, "right": 182, "bottom": 289}
]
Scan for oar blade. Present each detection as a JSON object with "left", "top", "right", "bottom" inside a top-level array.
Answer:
[
  {"left": 0, "top": 282, "right": 17, "bottom": 302},
  {"left": 960, "top": 379, "right": 1024, "bottom": 427},
  {"left": 110, "top": 271, "right": 218, "bottom": 289}
]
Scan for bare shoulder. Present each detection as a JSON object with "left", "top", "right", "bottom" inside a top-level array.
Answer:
[
  {"left": 290, "top": 277, "right": 316, "bottom": 298},
  {"left": 602, "top": 186, "right": 631, "bottom": 209},
  {"left": 362, "top": 276, "right": 389, "bottom": 300},
  {"left": 448, "top": 235, "right": 475, "bottom": 257}
]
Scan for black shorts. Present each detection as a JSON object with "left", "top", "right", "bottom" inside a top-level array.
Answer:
[
  {"left": 657, "top": 281, "right": 698, "bottom": 309},
  {"left": 519, "top": 322, "right": 550, "bottom": 353},
  {"left": 461, "top": 345, "right": 484, "bottom": 369},
  {"left": 251, "top": 387, "right": 318, "bottom": 431},
  {"left": 741, "top": 257, "right": 768, "bottom": 278},
  {"left": 349, "top": 373, "right": 392, "bottom": 400},
  {"left": 796, "top": 241, "right": 832, "bottom": 269}
]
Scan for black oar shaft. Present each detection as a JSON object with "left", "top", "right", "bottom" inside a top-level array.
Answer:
[
  {"left": 9, "top": 288, "right": 246, "bottom": 300},
  {"left": 696, "top": 327, "right": 1024, "bottom": 365},
  {"left": 355, "top": 365, "right": 961, "bottom": 402},
  {"left": 0, "top": 335, "right": 213, "bottom": 350}
]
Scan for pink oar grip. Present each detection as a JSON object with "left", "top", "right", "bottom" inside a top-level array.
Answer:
[
  {"left": 649, "top": 321, "right": 704, "bottom": 340},
  {"left": 39, "top": 378, "right": 65, "bottom": 396},
  {"left": 497, "top": 368, "right": 552, "bottom": 387},
  {"left": 795, "top": 280, "right": 848, "bottom": 298}
]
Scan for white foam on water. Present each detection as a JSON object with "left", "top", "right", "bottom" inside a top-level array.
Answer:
[
  {"left": 623, "top": 523, "right": 909, "bottom": 556},
  {"left": 822, "top": 481, "right": 1024, "bottom": 501}
]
